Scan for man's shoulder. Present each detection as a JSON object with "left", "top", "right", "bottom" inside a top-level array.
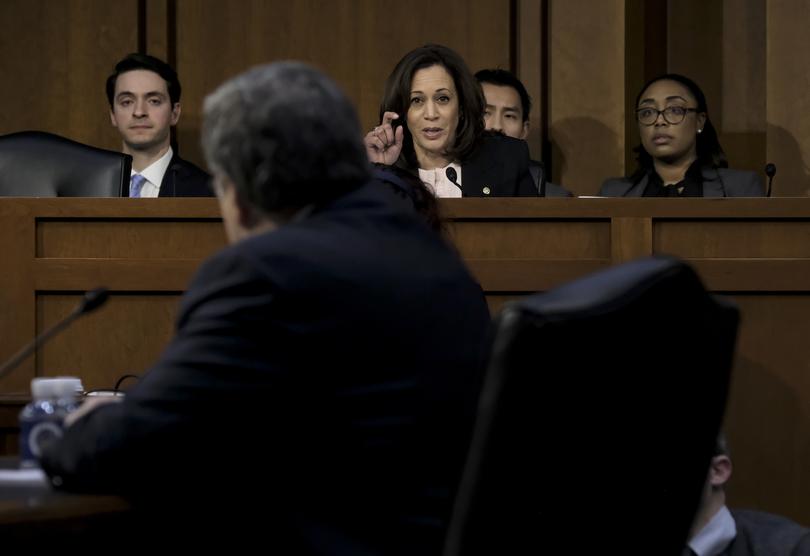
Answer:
[
  {"left": 171, "top": 155, "right": 209, "bottom": 178},
  {"left": 161, "top": 154, "right": 213, "bottom": 196},
  {"left": 732, "top": 509, "right": 810, "bottom": 554},
  {"left": 529, "top": 160, "right": 573, "bottom": 197},
  {"left": 599, "top": 176, "right": 635, "bottom": 196},
  {"left": 199, "top": 182, "right": 442, "bottom": 271}
]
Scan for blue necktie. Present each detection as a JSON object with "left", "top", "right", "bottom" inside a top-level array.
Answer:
[{"left": 130, "top": 174, "right": 146, "bottom": 198}]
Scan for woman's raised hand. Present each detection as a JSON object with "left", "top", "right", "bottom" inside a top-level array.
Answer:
[{"left": 364, "top": 111, "right": 404, "bottom": 165}]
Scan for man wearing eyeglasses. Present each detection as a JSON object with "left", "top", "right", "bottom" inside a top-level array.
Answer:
[{"left": 599, "top": 75, "right": 763, "bottom": 197}]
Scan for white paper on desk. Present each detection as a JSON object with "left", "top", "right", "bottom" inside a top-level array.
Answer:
[{"left": 0, "top": 468, "right": 49, "bottom": 487}]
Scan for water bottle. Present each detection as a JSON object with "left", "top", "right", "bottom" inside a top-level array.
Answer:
[{"left": 19, "top": 377, "right": 83, "bottom": 468}]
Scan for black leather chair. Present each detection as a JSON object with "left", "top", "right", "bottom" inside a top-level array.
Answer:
[
  {"left": 444, "top": 256, "right": 739, "bottom": 556},
  {"left": 0, "top": 131, "right": 131, "bottom": 196}
]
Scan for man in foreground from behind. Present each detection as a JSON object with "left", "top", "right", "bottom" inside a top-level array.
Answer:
[{"left": 41, "top": 62, "right": 491, "bottom": 553}]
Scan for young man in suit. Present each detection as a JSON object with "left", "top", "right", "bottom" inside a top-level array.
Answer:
[
  {"left": 475, "top": 68, "right": 571, "bottom": 197},
  {"left": 42, "top": 62, "right": 491, "bottom": 553},
  {"left": 685, "top": 435, "right": 810, "bottom": 556},
  {"left": 107, "top": 53, "right": 211, "bottom": 197}
]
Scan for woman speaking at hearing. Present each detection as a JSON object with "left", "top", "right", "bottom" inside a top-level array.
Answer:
[{"left": 364, "top": 44, "right": 537, "bottom": 198}]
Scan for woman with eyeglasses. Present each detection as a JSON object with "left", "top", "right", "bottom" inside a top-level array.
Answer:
[
  {"left": 600, "top": 74, "right": 764, "bottom": 197},
  {"left": 364, "top": 44, "right": 538, "bottom": 197}
]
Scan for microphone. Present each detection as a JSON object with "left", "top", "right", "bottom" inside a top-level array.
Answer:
[
  {"left": 765, "top": 163, "right": 776, "bottom": 197},
  {"left": 446, "top": 167, "right": 462, "bottom": 191},
  {"left": 0, "top": 288, "right": 110, "bottom": 381}
]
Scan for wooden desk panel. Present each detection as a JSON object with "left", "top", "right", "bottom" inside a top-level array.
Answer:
[
  {"left": 0, "top": 197, "right": 808, "bottom": 524},
  {"left": 0, "top": 199, "right": 224, "bottom": 394},
  {"left": 37, "top": 219, "right": 225, "bottom": 259}
]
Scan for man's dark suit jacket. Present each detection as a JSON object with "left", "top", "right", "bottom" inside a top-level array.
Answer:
[
  {"left": 157, "top": 153, "right": 213, "bottom": 197},
  {"left": 40, "top": 181, "right": 491, "bottom": 553},
  {"left": 458, "top": 134, "right": 538, "bottom": 197},
  {"left": 724, "top": 510, "right": 810, "bottom": 556},
  {"left": 599, "top": 167, "right": 764, "bottom": 197},
  {"left": 529, "top": 160, "right": 573, "bottom": 197}
]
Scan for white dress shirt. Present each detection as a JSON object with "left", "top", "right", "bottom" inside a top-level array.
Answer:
[
  {"left": 689, "top": 505, "right": 737, "bottom": 556},
  {"left": 418, "top": 162, "right": 463, "bottom": 198},
  {"left": 131, "top": 147, "right": 174, "bottom": 198}
]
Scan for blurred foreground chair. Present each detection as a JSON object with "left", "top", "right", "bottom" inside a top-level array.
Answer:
[
  {"left": 444, "top": 256, "right": 739, "bottom": 556},
  {"left": 0, "top": 131, "right": 131, "bottom": 196}
]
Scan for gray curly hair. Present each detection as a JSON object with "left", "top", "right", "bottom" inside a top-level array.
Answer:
[{"left": 201, "top": 62, "right": 370, "bottom": 215}]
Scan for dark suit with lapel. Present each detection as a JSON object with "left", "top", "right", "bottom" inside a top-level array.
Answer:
[
  {"left": 599, "top": 167, "right": 764, "bottom": 197},
  {"left": 158, "top": 153, "right": 213, "bottom": 197},
  {"left": 40, "top": 182, "right": 491, "bottom": 554},
  {"left": 461, "top": 134, "right": 538, "bottom": 197},
  {"left": 723, "top": 510, "right": 810, "bottom": 556}
]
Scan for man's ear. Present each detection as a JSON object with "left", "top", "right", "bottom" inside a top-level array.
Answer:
[
  {"left": 709, "top": 455, "right": 732, "bottom": 488},
  {"left": 235, "top": 189, "right": 258, "bottom": 229},
  {"left": 110, "top": 107, "right": 118, "bottom": 128},
  {"left": 171, "top": 102, "right": 181, "bottom": 126},
  {"left": 520, "top": 120, "right": 530, "bottom": 141}
]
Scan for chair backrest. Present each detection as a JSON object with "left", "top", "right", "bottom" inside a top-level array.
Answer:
[
  {"left": 444, "top": 256, "right": 739, "bottom": 556},
  {"left": 0, "top": 131, "right": 131, "bottom": 196}
]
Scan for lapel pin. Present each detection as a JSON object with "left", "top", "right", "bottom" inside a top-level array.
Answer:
[{"left": 482, "top": 186, "right": 491, "bottom": 195}]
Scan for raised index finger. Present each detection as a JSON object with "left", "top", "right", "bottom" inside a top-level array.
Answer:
[
  {"left": 381, "top": 111, "right": 400, "bottom": 127},
  {"left": 380, "top": 112, "right": 400, "bottom": 144}
]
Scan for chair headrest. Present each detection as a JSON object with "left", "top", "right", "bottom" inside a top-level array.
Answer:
[{"left": 0, "top": 131, "right": 131, "bottom": 197}]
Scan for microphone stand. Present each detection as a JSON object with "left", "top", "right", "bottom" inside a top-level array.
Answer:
[{"left": 0, "top": 288, "right": 109, "bottom": 382}]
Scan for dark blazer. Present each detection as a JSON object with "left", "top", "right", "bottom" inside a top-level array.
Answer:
[
  {"left": 158, "top": 153, "right": 213, "bottom": 197},
  {"left": 529, "top": 160, "right": 573, "bottom": 197},
  {"left": 460, "top": 134, "right": 538, "bottom": 197},
  {"left": 40, "top": 182, "right": 491, "bottom": 553},
  {"left": 725, "top": 509, "right": 810, "bottom": 556},
  {"left": 599, "top": 167, "right": 764, "bottom": 197}
]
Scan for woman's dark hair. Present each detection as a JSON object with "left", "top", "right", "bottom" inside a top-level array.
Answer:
[
  {"left": 380, "top": 44, "right": 485, "bottom": 170},
  {"left": 630, "top": 73, "right": 727, "bottom": 183}
]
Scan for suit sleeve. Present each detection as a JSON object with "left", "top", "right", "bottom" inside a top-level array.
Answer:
[
  {"left": 792, "top": 532, "right": 810, "bottom": 556},
  {"left": 735, "top": 170, "right": 766, "bottom": 197},
  {"left": 38, "top": 247, "right": 288, "bottom": 495},
  {"left": 599, "top": 177, "right": 630, "bottom": 197}
]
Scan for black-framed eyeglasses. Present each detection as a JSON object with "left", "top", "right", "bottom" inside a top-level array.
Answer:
[{"left": 636, "top": 106, "right": 698, "bottom": 126}]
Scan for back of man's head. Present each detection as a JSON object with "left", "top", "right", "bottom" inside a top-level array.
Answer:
[
  {"left": 106, "top": 53, "right": 181, "bottom": 106},
  {"left": 201, "top": 62, "right": 370, "bottom": 216},
  {"left": 475, "top": 68, "right": 532, "bottom": 123}
]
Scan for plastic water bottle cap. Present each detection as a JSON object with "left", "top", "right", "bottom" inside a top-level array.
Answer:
[{"left": 30, "top": 377, "right": 83, "bottom": 400}]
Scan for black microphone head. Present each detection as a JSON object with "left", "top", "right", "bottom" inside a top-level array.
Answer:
[
  {"left": 80, "top": 288, "right": 110, "bottom": 315},
  {"left": 446, "top": 167, "right": 458, "bottom": 184},
  {"left": 765, "top": 163, "right": 776, "bottom": 178}
]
